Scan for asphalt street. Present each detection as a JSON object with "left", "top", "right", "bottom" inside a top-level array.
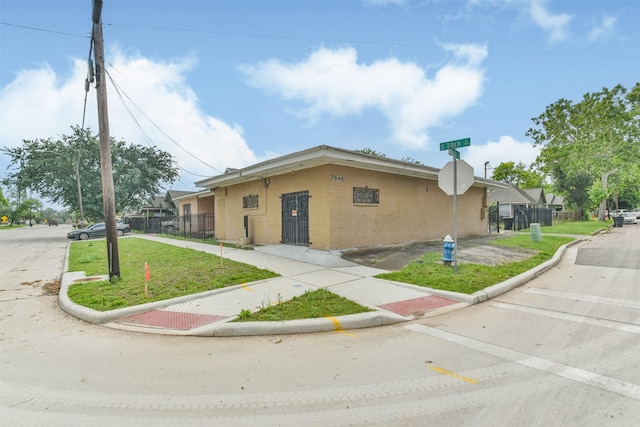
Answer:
[{"left": 1, "top": 224, "right": 638, "bottom": 426}]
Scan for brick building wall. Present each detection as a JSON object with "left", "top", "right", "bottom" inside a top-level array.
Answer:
[{"left": 213, "top": 163, "right": 487, "bottom": 250}]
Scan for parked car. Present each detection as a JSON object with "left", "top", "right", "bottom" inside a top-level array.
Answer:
[
  {"left": 67, "top": 222, "right": 131, "bottom": 240},
  {"left": 611, "top": 209, "right": 628, "bottom": 218},
  {"left": 622, "top": 212, "right": 637, "bottom": 225}
]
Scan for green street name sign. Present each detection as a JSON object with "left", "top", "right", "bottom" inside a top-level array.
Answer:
[
  {"left": 448, "top": 148, "right": 460, "bottom": 159},
  {"left": 439, "top": 138, "right": 471, "bottom": 151}
]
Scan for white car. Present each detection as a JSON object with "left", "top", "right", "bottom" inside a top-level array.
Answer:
[{"left": 622, "top": 213, "right": 637, "bottom": 224}]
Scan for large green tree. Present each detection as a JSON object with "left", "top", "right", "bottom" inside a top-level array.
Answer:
[
  {"left": 0, "top": 187, "right": 9, "bottom": 221},
  {"left": 491, "top": 161, "right": 544, "bottom": 188},
  {"left": 527, "top": 83, "right": 640, "bottom": 220},
  {"left": 1, "top": 126, "right": 179, "bottom": 221}
]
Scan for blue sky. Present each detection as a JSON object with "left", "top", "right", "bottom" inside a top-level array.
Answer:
[{"left": 1, "top": 0, "right": 638, "bottom": 195}]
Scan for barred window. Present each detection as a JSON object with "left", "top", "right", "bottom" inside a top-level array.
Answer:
[
  {"left": 353, "top": 187, "right": 379, "bottom": 204},
  {"left": 243, "top": 194, "right": 258, "bottom": 209}
]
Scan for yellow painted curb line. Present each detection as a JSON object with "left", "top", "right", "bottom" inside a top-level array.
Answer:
[{"left": 431, "top": 366, "right": 478, "bottom": 384}]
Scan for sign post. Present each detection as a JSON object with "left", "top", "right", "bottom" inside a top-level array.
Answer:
[{"left": 438, "top": 138, "right": 472, "bottom": 273}]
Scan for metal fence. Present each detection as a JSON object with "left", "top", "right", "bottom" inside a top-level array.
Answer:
[
  {"left": 488, "top": 206, "right": 555, "bottom": 232},
  {"left": 127, "top": 213, "right": 215, "bottom": 240},
  {"left": 513, "top": 207, "right": 552, "bottom": 230}
]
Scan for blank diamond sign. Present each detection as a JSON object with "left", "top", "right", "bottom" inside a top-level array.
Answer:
[{"left": 438, "top": 160, "right": 474, "bottom": 195}]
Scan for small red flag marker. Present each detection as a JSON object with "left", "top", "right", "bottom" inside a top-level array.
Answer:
[{"left": 144, "top": 262, "right": 150, "bottom": 297}]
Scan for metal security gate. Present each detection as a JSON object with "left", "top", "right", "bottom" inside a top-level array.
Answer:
[{"left": 281, "top": 191, "right": 309, "bottom": 246}]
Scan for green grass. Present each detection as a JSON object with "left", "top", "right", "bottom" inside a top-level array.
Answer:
[
  {"left": 375, "top": 234, "right": 575, "bottom": 294},
  {"left": 0, "top": 224, "right": 27, "bottom": 230},
  {"left": 66, "top": 223, "right": 596, "bottom": 317},
  {"left": 67, "top": 238, "right": 279, "bottom": 311},
  {"left": 233, "top": 289, "right": 373, "bottom": 322},
  {"left": 536, "top": 220, "right": 610, "bottom": 235}
]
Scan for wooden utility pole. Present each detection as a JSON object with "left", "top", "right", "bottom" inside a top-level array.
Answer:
[{"left": 92, "top": 0, "right": 120, "bottom": 278}]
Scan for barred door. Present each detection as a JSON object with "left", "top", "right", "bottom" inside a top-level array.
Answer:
[{"left": 281, "top": 191, "right": 309, "bottom": 246}]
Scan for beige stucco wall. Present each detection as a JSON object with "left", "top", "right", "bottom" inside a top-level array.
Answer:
[
  {"left": 213, "top": 164, "right": 488, "bottom": 250},
  {"left": 213, "top": 167, "right": 330, "bottom": 245},
  {"left": 175, "top": 194, "right": 215, "bottom": 234},
  {"left": 324, "top": 165, "right": 486, "bottom": 249}
]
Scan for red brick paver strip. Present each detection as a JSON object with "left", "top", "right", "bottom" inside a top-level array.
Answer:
[
  {"left": 116, "top": 310, "right": 227, "bottom": 330},
  {"left": 379, "top": 295, "right": 458, "bottom": 316}
]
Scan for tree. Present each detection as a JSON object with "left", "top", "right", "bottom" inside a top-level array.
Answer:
[
  {"left": 491, "top": 161, "right": 544, "bottom": 188},
  {"left": 1, "top": 126, "right": 180, "bottom": 222},
  {"left": 0, "top": 186, "right": 11, "bottom": 222},
  {"left": 527, "top": 84, "right": 640, "bottom": 220},
  {"left": 551, "top": 170, "right": 592, "bottom": 214},
  {"left": 0, "top": 187, "right": 8, "bottom": 206}
]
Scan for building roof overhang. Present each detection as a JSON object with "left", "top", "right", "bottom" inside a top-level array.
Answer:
[{"left": 195, "top": 145, "right": 506, "bottom": 191}]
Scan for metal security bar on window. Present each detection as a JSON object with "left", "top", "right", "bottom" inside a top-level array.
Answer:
[
  {"left": 353, "top": 187, "right": 379, "bottom": 204},
  {"left": 243, "top": 194, "right": 258, "bottom": 209}
]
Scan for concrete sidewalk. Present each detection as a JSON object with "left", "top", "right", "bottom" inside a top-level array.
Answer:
[{"left": 58, "top": 234, "right": 582, "bottom": 336}]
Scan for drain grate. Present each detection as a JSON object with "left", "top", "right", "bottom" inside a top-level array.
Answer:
[
  {"left": 116, "top": 310, "right": 227, "bottom": 330},
  {"left": 379, "top": 295, "right": 457, "bottom": 316}
]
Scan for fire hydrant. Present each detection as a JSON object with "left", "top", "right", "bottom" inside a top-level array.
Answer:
[{"left": 442, "top": 234, "right": 454, "bottom": 266}]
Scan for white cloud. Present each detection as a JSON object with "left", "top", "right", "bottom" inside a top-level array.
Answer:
[
  {"left": 466, "top": 135, "right": 541, "bottom": 179},
  {"left": 588, "top": 16, "right": 616, "bottom": 41},
  {"left": 240, "top": 43, "right": 487, "bottom": 149},
  {"left": 0, "top": 50, "right": 255, "bottom": 189},
  {"left": 528, "top": 0, "right": 572, "bottom": 42}
]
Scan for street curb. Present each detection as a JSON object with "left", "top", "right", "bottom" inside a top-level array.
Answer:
[
  {"left": 384, "top": 236, "right": 588, "bottom": 305},
  {"left": 58, "top": 273, "right": 279, "bottom": 324},
  {"left": 58, "top": 232, "right": 593, "bottom": 334},
  {"left": 467, "top": 236, "right": 587, "bottom": 304},
  {"left": 202, "top": 311, "right": 409, "bottom": 337},
  {"left": 58, "top": 271, "right": 409, "bottom": 334}
]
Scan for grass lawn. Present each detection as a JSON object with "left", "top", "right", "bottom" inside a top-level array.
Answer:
[
  {"left": 0, "top": 224, "right": 27, "bottom": 230},
  {"left": 67, "top": 237, "right": 279, "bottom": 311},
  {"left": 233, "top": 288, "right": 373, "bottom": 322},
  {"left": 376, "top": 234, "right": 576, "bottom": 294},
  {"left": 67, "top": 221, "right": 599, "bottom": 317},
  {"left": 532, "top": 219, "right": 610, "bottom": 235}
]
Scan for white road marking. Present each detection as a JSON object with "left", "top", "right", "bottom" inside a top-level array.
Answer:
[
  {"left": 405, "top": 324, "right": 640, "bottom": 401},
  {"left": 523, "top": 287, "right": 640, "bottom": 310},
  {"left": 491, "top": 302, "right": 640, "bottom": 334}
]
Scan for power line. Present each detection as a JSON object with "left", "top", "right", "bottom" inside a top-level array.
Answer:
[
  {"left": 104, "top": 67, "right": 220, "bottom": 177},
  {"left": 0, "top": 21, "right": 90, "bottom": 38},
  {"left": 81, "top": 39, "right": 94, "bottom": 130},
  {"left": 105, "top": 61, "right": 255, "bottom": 157},
  {"left": 1, "top": 20, "right": 427, "bottom": 49}
]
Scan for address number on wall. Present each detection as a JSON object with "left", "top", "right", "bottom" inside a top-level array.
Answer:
[{"left": 330, "top": 175, "right": 344, "bottom": 181}]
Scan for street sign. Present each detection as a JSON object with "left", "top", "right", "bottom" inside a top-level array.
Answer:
[
  {"left": 437, "top": 159, "right": 474, "bottom": 196},
  {"left": 439, "top": 138, "right": 470, "bottom": 151},
  {"left": 448, "top": 148, "right": 460, "bottom": 159}
]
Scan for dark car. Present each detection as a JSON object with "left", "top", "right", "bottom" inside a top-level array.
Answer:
[{"left": 67, "top": 222, "right": 131, "bottom": 240}]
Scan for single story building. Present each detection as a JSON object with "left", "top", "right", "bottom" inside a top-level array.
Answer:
[
  {"left": 487, "top": 184, "right": 547, "bottom": 218},
  {"left": 545, "top": 193, "right": 565, "bottom": 211},
  {"left": 195, "top": 145, "right": 504, "bottom": 251},
  {"left": 139, "top": 190, "right": 195, "bottom": 218},
  {"left": 171, "top": 189, "right": 215, "bottom": 236}
]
